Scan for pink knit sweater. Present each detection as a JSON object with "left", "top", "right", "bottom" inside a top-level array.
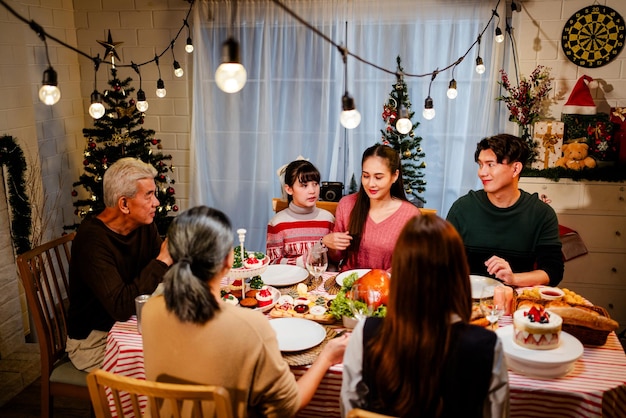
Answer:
[{"left": 333, "top": 193, "right": 420, "bottom": 271}]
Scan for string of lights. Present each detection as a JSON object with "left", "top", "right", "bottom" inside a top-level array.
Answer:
[{"left": 1, "top": 0, "right": 514, "bottom": 125}]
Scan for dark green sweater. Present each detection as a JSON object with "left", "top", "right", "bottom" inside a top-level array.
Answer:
[{"left": 447, "top": 189, "right": 564, "bottom": 286}]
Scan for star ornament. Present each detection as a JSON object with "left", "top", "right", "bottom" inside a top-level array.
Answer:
[{"left": 97, "top": 30, "right": 123, "bottom": 66}]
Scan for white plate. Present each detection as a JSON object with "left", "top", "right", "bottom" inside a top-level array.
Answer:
[
  {"left": 496, "top": 325, "right": 584, "bottom": 379},
  {"left": 335, "top": 269, "right": 371, "bottom": 287},
  {"left": 470, "top": 275, "right": 501, "bottom": 299},
  {"left": 262, "top": 265, "right": 309, "bottom": 287},
  {"left": 269, "top": 318, "right": 327, "bottom": 352},
  {"left": 255, "top": 286, "right": 280, "bottom": 313}
]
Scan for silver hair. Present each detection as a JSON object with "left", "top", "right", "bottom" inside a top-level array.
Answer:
[
  {"left": 163, "top": 206, "right": 234, "bottom": 323},
  {"left": 102, "top": 158, "right": 158, "bottom": 207}
]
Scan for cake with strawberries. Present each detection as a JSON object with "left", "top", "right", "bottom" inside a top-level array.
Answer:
[{"left": 513, "top": 306, "right": 562, "bottom": 350}]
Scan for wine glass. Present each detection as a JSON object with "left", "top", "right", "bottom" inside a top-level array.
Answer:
[
  {"left": 480, "top": 285, "right": 505, "bottom": 330},
  {"left": 346, "top": 284, "right": 381, "bottom": 321},
  {"left": 305, "top": 245, "right": 328, "bottom": 281}
]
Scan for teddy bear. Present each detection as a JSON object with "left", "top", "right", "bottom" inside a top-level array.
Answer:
[{"left": 555, "top": 142, "right": 596, "bottom": 170}]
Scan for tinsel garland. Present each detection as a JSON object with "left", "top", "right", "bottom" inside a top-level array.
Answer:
[{"left": 0, "top": 135, "right": 32, "bottom": 254}]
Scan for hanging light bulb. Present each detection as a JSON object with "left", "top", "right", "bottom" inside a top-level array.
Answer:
[
  {"left": 136, "top": 89, "right": 149, "bottom": 112},
  {"left": 422, "top": 96, "right": 435, "bottom": 120},
  {"left": 173, "top": 60, "right": 184, "bottom": 77},
  {"left": 447, "top": 79, "right": 458, "bottom": 99},
  {"left": 39, "top": 67, "right": 61, "bottom": 105},
  {"left": 184, "top": 19, "right": 194, "bottom": 53},
  {"left": 396, "top": 105, "right": 412, "bottom": 134},
  {"left": 215, "top": 37, "right": 247, "bottom": 93},
  {"left": 495, "top": 27, "right": 505, "bottom": 43},
  {"left": 475, "top": 56, "right": 486, "bottom": 74},
  {"left": 156, "top": 79, "right": 167, "bottom": 98},
  {"left": 340, "top": 93, "right": 361, "bottom": 129},
  {"left": 89, "top": 90, "right": 105, "bottom": 119},
  {"left": 475, "top": 35, "right": 485, "bottom": 74}
]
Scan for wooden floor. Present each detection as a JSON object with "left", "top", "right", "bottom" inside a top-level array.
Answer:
[{"left": 0, "top": 377, "right": 92, "bottom": 418}]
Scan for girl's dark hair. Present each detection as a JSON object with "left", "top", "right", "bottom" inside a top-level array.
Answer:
[
  {"left": 365, "top": 214, "right": 472, "bottom": 416},
  {"left": 347, "top": 144, "right": 407, "bottom": 256},
  {"left": 163, "top": 206, "right": 233, "bottom": 324},
  {"left": 474, "top": 133, "right": 529, "bottom": 165},
  {"left": 284, "top": 160, "right": 321, "bottom": 202}
]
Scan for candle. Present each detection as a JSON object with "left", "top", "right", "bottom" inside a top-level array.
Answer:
[{"left": 237, "top": 228, "right": 247, "bottom": 294}]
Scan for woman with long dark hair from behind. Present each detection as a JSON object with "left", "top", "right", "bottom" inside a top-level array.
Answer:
[
  {"left": 141, "top": 206, "right": 348, "bottom": 418},
  {"left": 321, "top": 144, "right": 420, "bottom": 271},
  {"left": 341, "top": 214, "right": 509, "bottom": 417}
]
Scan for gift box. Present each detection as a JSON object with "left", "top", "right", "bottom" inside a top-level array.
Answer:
[
  {"left": 561, "top": 113, "right": 617, "bottom": 163},
  {"left": 610, "top": 107, "right": 626, "bottom": 164},
  {"left": 532, "top": 121, "right": 564, "bottom": 169}
]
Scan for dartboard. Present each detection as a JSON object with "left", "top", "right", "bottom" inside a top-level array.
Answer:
[{"left": 561, "top": 5, "right": 625, "bottom": 68}]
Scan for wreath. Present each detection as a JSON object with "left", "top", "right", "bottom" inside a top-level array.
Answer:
[{"left": 0, "top": 135, "right": 32, "bottom": 255}]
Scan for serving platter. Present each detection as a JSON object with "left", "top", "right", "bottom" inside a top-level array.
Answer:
[
  {"left": 261, "top": 264, "right": 309, "bottom": 287},
  {"left": 470, "top": 275, "right": 501, "bottom": 299},
  {"left": 269, "top": 318, "right": 327, "bottom": 352},
  {"left": 335, "top": 269, "right": 371, "bottom": 287},
  {"left": 496, "top": 325, "right": 584, "bottom": 379}
]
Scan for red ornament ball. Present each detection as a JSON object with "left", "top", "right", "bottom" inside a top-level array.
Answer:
[
  {"left": 167, "top": 187, "right": 175, "bottom": 195},
  {"left": 83, "top": 159, "right": 89, "bottom": 166},
  {"left": 71, "top": 190, "right": 78, "bottom": 197},
  {"left": 114, "top": 84, "right": 121, "bottom": 91},
  {"left": 173, "top": 205, "right": 179, "bottom": 212},
  {"left": 129, "top": 99, "right": 135, "bottom": 106},
  {"left": 88, "top": 142, "right": 96, "bottom": 149},
  {"left": 151, "top": 139, "right": 159, "bottom": 145},
  {"left": 158, "top": 174, "right": 166, "bottom": 181}
]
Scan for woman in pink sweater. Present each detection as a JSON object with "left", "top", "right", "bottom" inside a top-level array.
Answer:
[{"left": 321, "top": 144, "right": 420, "bottom": 271}]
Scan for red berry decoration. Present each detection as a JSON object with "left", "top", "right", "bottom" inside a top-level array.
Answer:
[
  {"left": 71, "top": 190, "right": 78, "bottom": 197},
  {"left": 173, "top": 205, "right": 179, "bottom": 212}
]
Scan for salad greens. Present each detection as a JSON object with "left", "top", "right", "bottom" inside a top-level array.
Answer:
[{"left": 329, "top": 272, "right": 387, "bottom": 320}]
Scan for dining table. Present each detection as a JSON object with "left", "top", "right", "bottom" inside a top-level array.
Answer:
[{"left": 102, "top": 271, "right": 626, "bottom": 418}]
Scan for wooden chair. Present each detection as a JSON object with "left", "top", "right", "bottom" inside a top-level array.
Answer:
[
  {"left": 87, "top": 369, "right": 234, "bottom": 418},
  {"left": 16, "top": 232, "right": 91, "bottom": 418},
  {"left": 272, "top": 197, "right": 437, "bottom": 217},
  {"left": 347, "top": 408, "right": 398, "bottom": 418}
]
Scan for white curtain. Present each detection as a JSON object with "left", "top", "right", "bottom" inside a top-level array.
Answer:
[{"left": 190, "top": 0, "right": 508, "bottom": 250}]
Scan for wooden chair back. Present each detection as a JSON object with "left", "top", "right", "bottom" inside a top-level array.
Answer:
[
  {"left": 87, "top": 369, "right": 234, "bottom": 418},
  {"left": 272, "top": 197, "right": 437, "bottom": 217},
  {"left": 347, "top": 408, "right": 398, "bottom": 418},
  {"left": 16, "top": 232, "right": 90, "bottom": 417}
]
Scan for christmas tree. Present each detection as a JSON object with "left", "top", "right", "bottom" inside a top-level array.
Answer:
[
  {"left": 66, "top": 63, "right": 177, "bottom": 234},
  {"left": 380, "top": 56, "right": 426, "bottom": 205}
]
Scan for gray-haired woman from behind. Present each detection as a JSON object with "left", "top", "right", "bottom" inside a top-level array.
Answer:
[{"left": 141, "top": 206, "right": 348, "bottom": 418}]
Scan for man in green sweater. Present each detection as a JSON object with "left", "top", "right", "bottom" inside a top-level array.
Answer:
[
  {"left": 447, "top": 134, "right": 563, "bottom": 287},
  {"left": 66, "top": 158, "right": 173, "bottom": 371}
]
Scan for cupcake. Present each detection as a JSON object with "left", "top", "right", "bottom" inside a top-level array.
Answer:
[
  {"left": 255, "top": 286, "right": 274, "bottom": 307},
  {"left": 221, "top": 293, "right": 239, "bottom": 306}
]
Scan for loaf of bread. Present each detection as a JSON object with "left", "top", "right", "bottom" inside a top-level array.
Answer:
[{"left": 545, "top": 304, "right": 619, "bottom": 332}]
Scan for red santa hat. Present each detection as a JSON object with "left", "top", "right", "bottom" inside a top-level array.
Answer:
[{"left": 562, "top": 75, "right": 597, "bottom": 115}]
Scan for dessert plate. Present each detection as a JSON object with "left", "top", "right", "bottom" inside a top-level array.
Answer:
[
  {"left": 269, "top": 318, "right": 326, "bottom": 352},
  {"left": 470, "top": 275, "right": 501, "bottom": 299},
  {"left": 262, "top": 265, "right": 309, "bottom": 286},
  {"left": 496, "top": 325, "right": 584, "bottom": 379},
  {"left": 335, "top": 269, "right": 371, "bottom": 287}
]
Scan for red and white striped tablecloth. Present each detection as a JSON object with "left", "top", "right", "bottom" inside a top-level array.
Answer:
[{"left": 102, "top": 276, "right": 626, "bottom": 418}]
